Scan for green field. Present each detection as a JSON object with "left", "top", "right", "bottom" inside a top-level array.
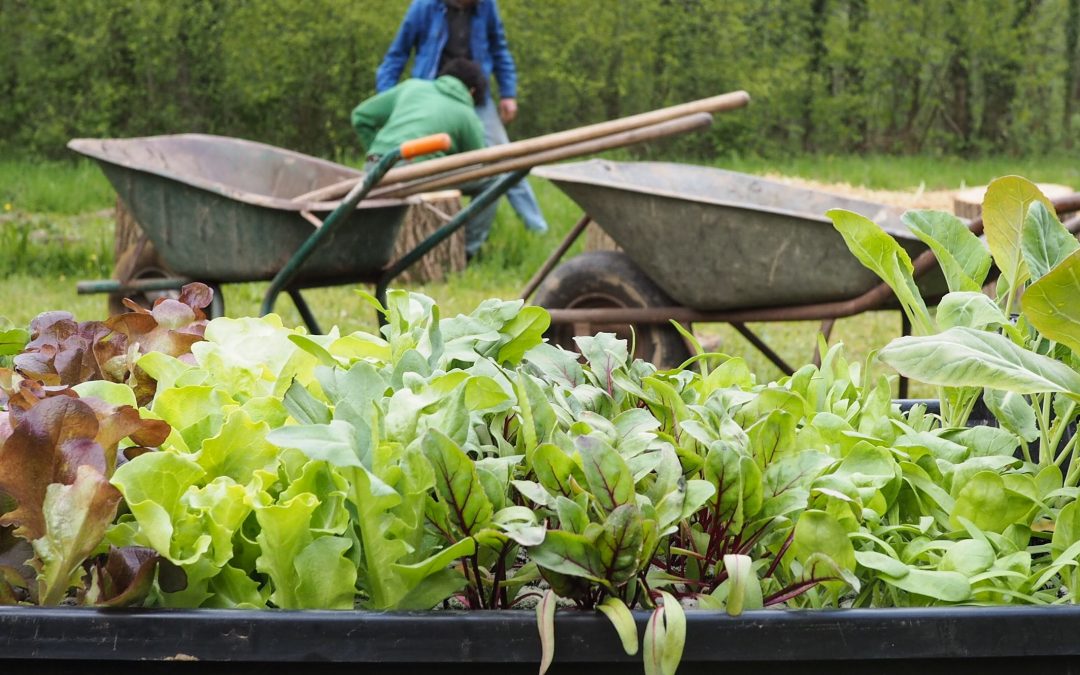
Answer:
[{"left": 2, "top": 153, "right": 1076, "bottom": 391}]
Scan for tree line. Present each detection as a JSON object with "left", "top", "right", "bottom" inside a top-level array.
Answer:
[{"left": 1, "top": 0, "right": 1077, "bottom": 160}]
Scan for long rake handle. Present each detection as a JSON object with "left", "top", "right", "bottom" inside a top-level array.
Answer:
[{"left": 291, "top": 90, "right": 750, "bottom": 204}]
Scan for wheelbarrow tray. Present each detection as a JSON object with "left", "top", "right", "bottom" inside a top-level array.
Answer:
[
  {"left": 68, "top": 134, "right": 410, "bottom": 284},
  {"left": 534, "top": 160, "right": 948, "bottom": 311}
]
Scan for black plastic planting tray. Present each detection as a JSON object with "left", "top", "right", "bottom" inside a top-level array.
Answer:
[{"left": 3, "top": 605, "right": 1080, "bottom": 674}]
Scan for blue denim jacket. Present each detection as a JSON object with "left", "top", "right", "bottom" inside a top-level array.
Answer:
[{"left": 375, "top": 0, "right": 517, "bottom": 99}]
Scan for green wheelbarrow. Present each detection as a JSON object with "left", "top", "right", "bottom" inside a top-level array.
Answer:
[{"left": 69, "top": 132, "right": 521, "bottom": 333}]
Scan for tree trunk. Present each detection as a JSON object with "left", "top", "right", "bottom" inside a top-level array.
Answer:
[
  {"left": 803, "top": 0, "right": 829, "bottom": 151},
  {"left": 1065, "top": 0, "right": 1079, "bottom": 146},
  {"left": 390, "top": 191, "right": 465, "bottom": 284}
]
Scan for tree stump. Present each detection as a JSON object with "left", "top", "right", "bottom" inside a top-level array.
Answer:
[
  {"left": 585, "top": 221, "right": 622, "bottom": 252},
  {"left": 391, "top": 190, "right": 465, "bottom": 284},
  {"left": 953, "top": 183, "right": 1074, "bottom": 220}
]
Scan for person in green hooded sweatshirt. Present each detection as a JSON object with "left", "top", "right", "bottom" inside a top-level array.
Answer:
[
  {"left": 352, "top": 57, "right": 486, "bottom": 167},
  {"left": 351, "top": 57, "right": 495, "bottom": 258}
]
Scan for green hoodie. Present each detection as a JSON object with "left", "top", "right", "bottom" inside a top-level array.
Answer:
[{"left": 351, "top": 75, "right": 486, "bottom": 160}]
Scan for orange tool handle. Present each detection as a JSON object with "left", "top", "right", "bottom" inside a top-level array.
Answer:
[{"left": 400, "top": 133, "right": 452, "bottom": 160}]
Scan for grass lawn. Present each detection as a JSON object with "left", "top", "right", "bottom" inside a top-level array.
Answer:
[{"left": 1, "top": 152, "right": 1075, "bottom": 393}]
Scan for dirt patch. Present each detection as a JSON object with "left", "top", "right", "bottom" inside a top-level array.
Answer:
[{"left": 762, "top": 174, "right": 958, "bottom": 212}]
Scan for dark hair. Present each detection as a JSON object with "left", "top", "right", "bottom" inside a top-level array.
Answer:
[{"left": 438, "top": 58, "right": 487, "bottom": 105}]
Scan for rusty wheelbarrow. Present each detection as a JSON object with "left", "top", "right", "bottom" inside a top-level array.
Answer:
[{"left": 524, "top": 159, "right": 1080, "bottom": 395}]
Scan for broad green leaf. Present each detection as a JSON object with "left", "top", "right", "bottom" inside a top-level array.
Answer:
[
  {"left": 268, "top": 420, "right": 367, "bottom": 469},
  {"left": 515, "top": 372, "right": 558, "bottom": 451},
  {"left": 204, "top": 564, "right": 268, "bottom": 609},
  {"left": 1052, "top": 501, "right": 1080, "bottom": 557},
  {"left": 283, "top": 380, "right": 331, "bottom": 425},
  {"left": 496, "top": 306, "right": 550, "bottom": 365},
  {"left": 855, "top": 550, "right": 909, "bottom": 578},
  {"left": 1021, "top": 201, "right": 1078, "bottom": 281},
  {"left": 950, "top": 471, "right": 1037, "bottom": 533},
  {"left": 723, "top": 554, "right": 763, "bottom": 616},
  {"left": 879, "top": 567, "right": 971, "bottom": 602},
  {"left": 33, "top": 466, "right": 121, "bottom": 605},
  {"left": 537, "top": 589, "right": 556, "bottom": 675},
  {"left": 879, "top": 327, "right": 1080, "bottom": 396},
  {"left": 490, "top": 507, "right": 545, "bottom": 547},
  {"left": 111, "top": 452, "right": 206, "bottom": 558},
  {"left": 198, "top": 409, "right": 281, "bottom": 485},
  {"left": 982, "top": 176, "right": 1053, "bottom": 290},
  {"left": 254, "top": 492, "right": 320, "bottom": 610},
  {"left": 529, "top": 530, "right": 604, "bottom": 584},
  {"left": 394, "top": 568, "right": 468, "bottom": 611},
  {"left": 704, "top": 441, "right": 763, "bottom": 529},
  {"left": 294, "top": 536, "right": 358, "bottom": 609},
  {"left": 511, "top": 479, "right": 555, "bottom": 508},
  {"left": 184, "top": 479, "right": 254, "bottom": 568},
  {"left": 72, "top": 380, "right": 138, "bottom": 408},
  {"left": 278, "top": 460, "right": 350, "bottom": 537},
  {"left": 554, "top": 497, "right": 589, "bottom": 536},
  {"left": 0, "top": 327, "right": 28, "bottom": 356},
  {"left": 935, "top": 292, "right": 1008, "bottom": 331},
  {"left": 347, "top": 465, "right": 411, "bottom": 610},
  {"left": 940, "top": 539, "right": 995, "bottom": 576},
  {"left": 390, "top": 537, "right": 474, "bottom": 609},
  {"left": 790, "top": 510, "right": 856, "bottom": 582},
  {"left": 596, "top": 504, "right": 644, "bottom": 585},
  {"left": 903, "top": 210, "right": 991, "bottom": 291},
  {"left": 1024, "top": 249, "right": 1080, "bottom": 354},
  {"left": 598, "top": 596, "right": 639, "bottom": 656},
  {"left": 982, "top": 389, "right": 1038, "bottom": 443},
  {"left": 422, "top": 430, "right": 493, "bottom": 537},
  {"left": 531, "top": 443, "right": 578, "bottom": 497},
  {"left": 747, "top": 409, "right": 797, "bottom": 469},
  {"left": 575, "top": 333, "right": 629, "bottom": 395},
  {"left": 576, "top": 435, "right": 634, "bottom": 514},
  {"left": 827, "top": 209, "right": 932, "bottom": 334},
  {"left": 524, "top": 343, "right": 584, "bottom": 388}
]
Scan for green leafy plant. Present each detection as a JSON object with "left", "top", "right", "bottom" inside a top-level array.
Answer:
[{"left": 826, "top": 177, "right": 1080, "bottom": 604}]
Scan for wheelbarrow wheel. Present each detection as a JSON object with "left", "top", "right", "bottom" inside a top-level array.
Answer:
[
  {"left": 109, "top": 198, "right": 178, "bottom": 315},
  {"left": 533, "top": 250, "right": 691, "bottom": 369}
]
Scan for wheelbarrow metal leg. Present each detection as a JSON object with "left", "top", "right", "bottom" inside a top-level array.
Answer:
[
  {"left": 288, "top": 289, "right": 321, "bottom": 334},
  {"left": 520, "top": 214, "right": 592, "bottom": 301},
  {"left": 899, "top": 312, "right": 911, "bottom": 399},
  {"left": 375, "top": 169, "right": 529, "bottom": 319},
  {"left": 731, "top": 322, "right": 794, "bottom": 376},
  {"left": 811, "top": 318, "right": 837, "bottom": 367}
]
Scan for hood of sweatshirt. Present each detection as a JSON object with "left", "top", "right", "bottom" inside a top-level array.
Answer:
[{"left": 434, "top": 75, "right": 475, "bottom": 107}]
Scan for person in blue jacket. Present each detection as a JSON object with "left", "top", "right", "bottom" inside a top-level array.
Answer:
[{"left": 376, "top": 0, "right": 549, "bottom": 257}]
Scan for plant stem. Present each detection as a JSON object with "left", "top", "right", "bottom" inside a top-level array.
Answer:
[
  {"left": 471, "top": 554, "right": 486, "bottom": 609},
  {"left": 489, "top": 542, "right": 511, "bottom": 609}
]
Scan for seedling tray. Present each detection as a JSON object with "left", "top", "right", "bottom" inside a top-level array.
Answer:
[{"left": 3, "top": 606, "right": 1080, "bottom": 674}]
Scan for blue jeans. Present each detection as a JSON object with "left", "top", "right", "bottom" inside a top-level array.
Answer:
[
  {"left": 466, "top": 97, "right": 548, "bottom": 255},
  {"left": 366, "top": 156, "right": 500, "bottom": 259}
]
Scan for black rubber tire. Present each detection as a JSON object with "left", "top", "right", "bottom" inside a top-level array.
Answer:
[
  {"left": 108, "top": 199, "right": 179, "bottom": 315},
  {"left": 532, "top": 251, "right": 692, "bottom": 369}
]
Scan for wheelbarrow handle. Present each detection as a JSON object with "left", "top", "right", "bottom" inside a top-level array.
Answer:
[
  {"left": 260, "top": 149, "right": 403, "bottom": 320},
  {"left": 260, "top": 132, "right": 458, "bottom": 324},
  {"left": 401, "top": 133, "right": 451, "bottom": 161}
]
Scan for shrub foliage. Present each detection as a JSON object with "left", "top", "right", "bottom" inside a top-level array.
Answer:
[{"left": 1, "top": 0, "right": 1078, "bottom": 158}]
